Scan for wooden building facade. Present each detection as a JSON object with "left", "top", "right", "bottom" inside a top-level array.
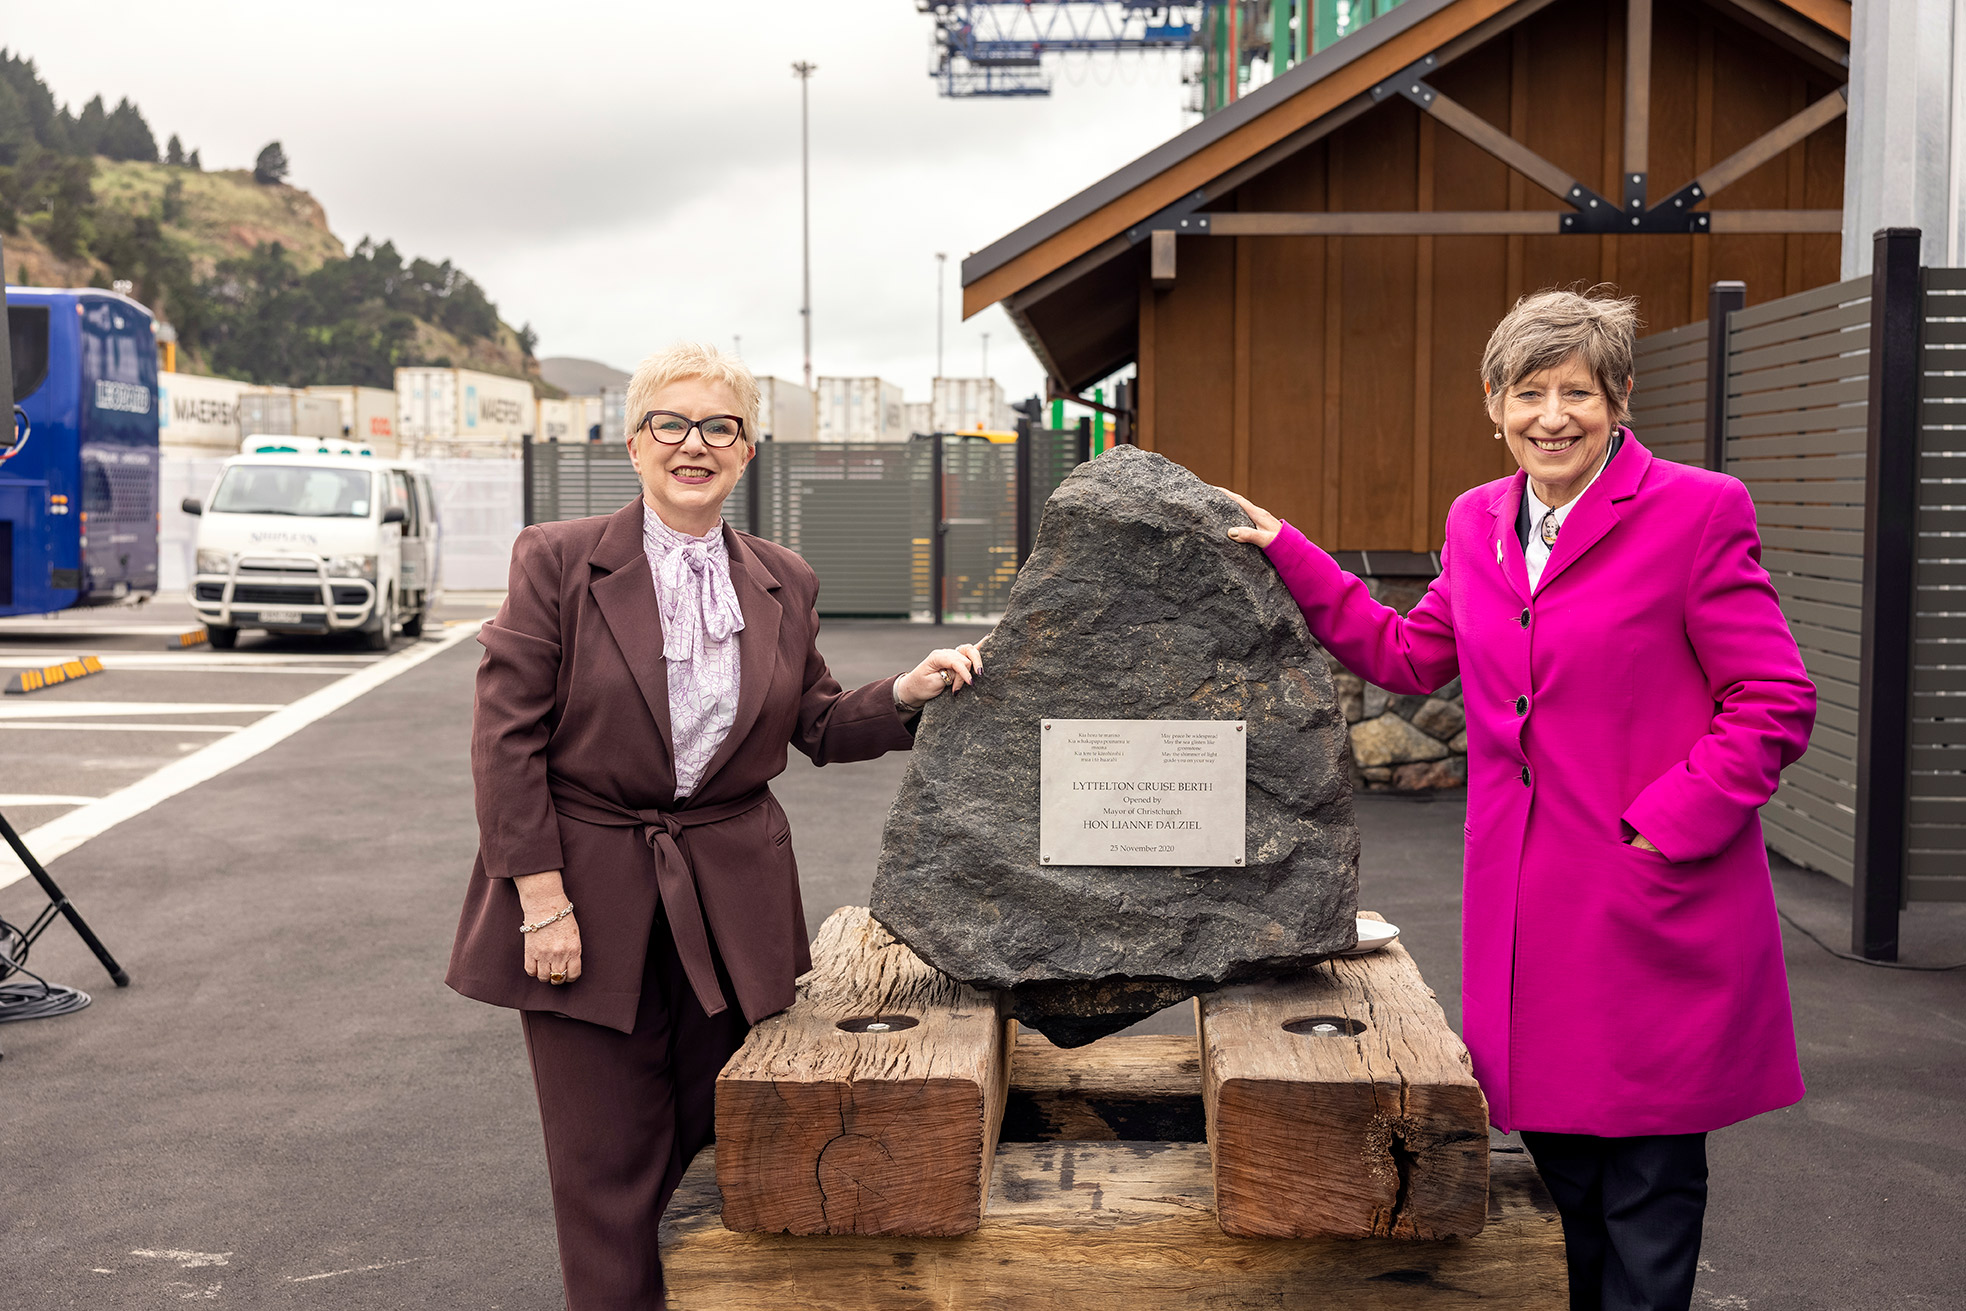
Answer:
[{"left": 964, "top": 0, "right": 1852, "bottom": 558}]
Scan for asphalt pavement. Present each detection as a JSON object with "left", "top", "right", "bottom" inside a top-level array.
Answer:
[{"left": 0, "top": 612, "right": 1959, "bottom": 1309}]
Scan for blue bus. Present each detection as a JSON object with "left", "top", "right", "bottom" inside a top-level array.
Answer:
[{"left": 3, "top": 288, "right": 160, "bottom": 615}]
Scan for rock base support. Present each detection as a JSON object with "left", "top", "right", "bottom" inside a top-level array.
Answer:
[
  {"left": 1201, "top": 915, "right": 1492, "bottom": 1239},
  {"left": 682, "top": 926, "right": 1562, "bottom": 1307},
  {"left": 714, "top": 907, "right": 1011, "bottom": 1237}
]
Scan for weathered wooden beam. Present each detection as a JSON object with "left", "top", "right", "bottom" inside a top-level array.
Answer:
[
  {"left": 663, "top": 1143, "right": 1566, "bottom": 1309},
  {"left": 1694, "top": 88, "right": 1849, "bottom": 201},
  {"left": 1201, "top": 917, "right": 1491, "bottom": 1240},
  {"left": 1001, "top": 1029, "right": 1206, "bottom": 1142},
  {"left": 1422, "top": 87, "right": 1583, "bottom": 206},
  {"left": 1704, "top": 209, "right": 1845, "bottom": 233},
  {"left": 714, "top": 906, "right": 1010, "bottom": 1237},
  {"left": 1149, "top": 228, "right": 1178, "bottom": 288},
  {"left": 1625, "top": 0, "right": 1654, "bottom": 198},
  {"left": 1210, "top": 211, "right": 1558, "bottom": 235}
]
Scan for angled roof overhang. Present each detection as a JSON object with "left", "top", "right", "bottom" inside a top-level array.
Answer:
[{"left": 967, "top": 0, "right": 1851, "bottom": 393}]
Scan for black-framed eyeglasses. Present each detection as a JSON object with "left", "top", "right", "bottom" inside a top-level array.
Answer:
[{"left": 638, "top": 410, "right": 746, "bottom": 448}]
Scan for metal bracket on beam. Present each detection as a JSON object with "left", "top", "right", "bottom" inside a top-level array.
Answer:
[
  {"left": 1623, "top": 171, "right": 1647, "bottom": 216},
  {"left": 1368, "top": 53, "right": 1440, "bottom": 105},
  {"left": 1125, "top": 191, "right": 1209, "bottom": 243}
]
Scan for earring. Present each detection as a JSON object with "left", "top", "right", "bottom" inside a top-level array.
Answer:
[{"left": 1493, "top": 431, "right": 1503, "bottom": 440}]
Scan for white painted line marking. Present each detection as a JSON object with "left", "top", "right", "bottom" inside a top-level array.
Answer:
[
  {"left": 0, "top": 701, "right": 283, "bottom": 719},
  {"left": 288, "top": 1257, "right": 427, "bottom": 1283},
  {"left": 130, "top": 1249, "right": 231, "bottom": 1268},
  {"left": 0, "top": 794, "right": 98, "bottom": 806},
  {"left": 0, "top": 624, "right": 482, "bottom": 889},
  {"left": 0, "top": 722, "right": 243, "bottom": 733}
]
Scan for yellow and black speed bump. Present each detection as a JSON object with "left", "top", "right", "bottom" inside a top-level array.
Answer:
[
  {"left": 6, "top": 655, "right": 105, "bottom": 695},
  {"left": 165, "top": 628, "right": 210, "bottom": 650}
]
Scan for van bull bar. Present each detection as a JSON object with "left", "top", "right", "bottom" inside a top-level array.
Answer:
[{"left": 190, "top": 553, "right": 379, "bottom": 632}]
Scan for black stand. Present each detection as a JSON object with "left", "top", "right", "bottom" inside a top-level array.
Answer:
[{"left": 0, "top": 807, "right": 130, "bottom": 988}]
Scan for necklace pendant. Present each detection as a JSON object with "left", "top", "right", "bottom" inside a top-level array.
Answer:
[{"left": 1539, "top": 513, "right": 1560, "bottom": 548}]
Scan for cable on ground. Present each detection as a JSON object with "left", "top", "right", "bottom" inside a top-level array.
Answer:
[
  {"left": 0, "top": 913, "right": 93, "bottom": 1024},
  {"left": 1777, "top": 904, "right": 1966, "bottom": 972}
]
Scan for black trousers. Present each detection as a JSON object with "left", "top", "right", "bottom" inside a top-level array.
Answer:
[
  {"left": 1520, "top": 1130, "right": 1709, "bottom": 1311},
  {"left": 521, "top": 907, "right": 751, "bottom": 1310}
]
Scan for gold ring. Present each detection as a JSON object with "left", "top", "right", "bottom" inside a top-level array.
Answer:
[
  {"left": 938, "top": 668, "right": 953, "bottom": 686},
  {"left": 549, "top": 971, "right": 567, "bottom": 984}
]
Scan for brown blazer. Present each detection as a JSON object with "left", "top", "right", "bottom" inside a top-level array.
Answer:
[{"left": 445, "top": 499, "right": 915, "bottom": 1033}]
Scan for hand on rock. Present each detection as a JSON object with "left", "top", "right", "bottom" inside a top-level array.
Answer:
[
  {"left": 1217, "top": 488, "right": 1280, "bottom": 549},
  {"left": 897, "top": 642, "right": 984, "bottom": 710}
]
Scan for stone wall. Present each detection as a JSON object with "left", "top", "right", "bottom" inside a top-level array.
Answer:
[{"left": 1325, "top": 575, "right": 1466, "bottom": 794}]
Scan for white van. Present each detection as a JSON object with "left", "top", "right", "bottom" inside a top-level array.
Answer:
[{"left": 182, "top": 437, "right": 441, "bottom": 650}]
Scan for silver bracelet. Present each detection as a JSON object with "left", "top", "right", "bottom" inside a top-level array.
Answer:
[{"left": 519, "top": 903, "right": 575, "bottom": 934}]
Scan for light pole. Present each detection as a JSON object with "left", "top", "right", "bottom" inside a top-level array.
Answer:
[
  {"left": 981, "top": 331, "right": 990, "bottom": 381},
  {"left": 793, "top": 60, "right": 817, "bottom": 392},
  {"left": 935, "top": 252, "right": 947, "bottom": 379}
]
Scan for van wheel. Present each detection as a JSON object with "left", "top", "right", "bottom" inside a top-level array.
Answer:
[
  {"left": 401, "top": 609, "right": 425, "bottom": 639},
  {"left": 206, "top": 625, "right": 238, "bottom": 650},
  {"left": 363, "top": 592, "right": 395, "bottom": 652}
]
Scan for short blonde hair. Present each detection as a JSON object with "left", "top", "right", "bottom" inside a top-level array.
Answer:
[
  {"left": 1481, "top": 287, "right": 1640, "bottom": 425},
  {"left": 624, "top": 342, "right": 761, "bottom": 443}
]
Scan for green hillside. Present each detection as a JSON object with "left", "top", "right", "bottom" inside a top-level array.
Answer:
[{"left": 0, "top": 50, "right": 547, "bottom": 392}]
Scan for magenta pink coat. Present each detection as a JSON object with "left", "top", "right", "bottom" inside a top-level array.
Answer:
[{"left": 1266, "top": 433, "right": 1815, "bottom": 1136}]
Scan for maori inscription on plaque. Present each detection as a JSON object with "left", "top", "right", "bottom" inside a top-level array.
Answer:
[{"left": 1040, "top": 719, "right": 1246, "bottom": 868}]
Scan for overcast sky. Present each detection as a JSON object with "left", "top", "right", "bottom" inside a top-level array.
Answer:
[{"left": 5, "top": 0, "right": 1198, "bottom": 404}]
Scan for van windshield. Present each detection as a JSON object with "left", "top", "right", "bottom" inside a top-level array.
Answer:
[{"left": 210, "top": 465, "right": 373, "bottom": 518}]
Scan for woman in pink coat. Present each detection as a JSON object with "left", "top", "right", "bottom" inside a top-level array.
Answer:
[{"left": 1224, "top": 289, "right": 1815, "bottom": 1311}]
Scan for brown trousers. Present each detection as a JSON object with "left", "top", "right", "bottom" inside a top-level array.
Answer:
[{"left": 522, "top": 907, "right": 751, "bottom": 1309}]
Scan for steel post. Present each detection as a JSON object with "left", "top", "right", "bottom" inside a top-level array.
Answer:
[
  {"left": 1852, "top": 226, "right": 1922, "bottom": 961},
  {"left": 931, "top": 434, "right": 946, "bottom": 625},
  {"left": 1704, "top": 281, "right": 1746, "bottom": 473}
]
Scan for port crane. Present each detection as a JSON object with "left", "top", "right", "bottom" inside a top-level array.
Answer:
[{"left": 917, "top": 1, "right": 1410, "bottom": 113}]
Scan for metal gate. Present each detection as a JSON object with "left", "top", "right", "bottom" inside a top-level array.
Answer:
[{"left": 524, "top": 434, "right": 1095, "bottom": 623}]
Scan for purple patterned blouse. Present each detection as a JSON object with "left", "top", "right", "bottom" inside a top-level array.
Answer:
[{"left": 643, "top": 506, "right": 745, "bottom": 799}]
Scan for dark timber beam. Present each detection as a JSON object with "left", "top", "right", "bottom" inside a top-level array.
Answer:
[
  {"left": 1205, "top": 209, "right": 1844, "bottom": 236},
  {"left": 1623, "top": 0, "right": 1653, "bottom": 216},
  {"left": 1653, "top": 88, "right": 1849, "bottom": 216},
  {"left": 1370, "top": 55, "right": 1613, "bottom": 214}
]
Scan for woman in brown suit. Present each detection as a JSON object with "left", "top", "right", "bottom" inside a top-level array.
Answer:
[{"left": 447, "top": 342, "right": 979, "bottom": 1308}]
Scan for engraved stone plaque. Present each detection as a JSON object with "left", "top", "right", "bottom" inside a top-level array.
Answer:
[{"left": 1040, "top": 719, "right": 1246, "bottom": 867}]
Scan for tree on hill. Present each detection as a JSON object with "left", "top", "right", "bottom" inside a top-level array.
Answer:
[
  {"left": 71, "top": 94, "right": 106, "bottom": 155},
  {"left": 165, "top": 133, "right": 182, "bottom": 166},
  {"left": 100, "top": 98, "right": 156, "bottom": 161},
  {"left": 253, "top": 140, "right": 288, "bottom": 185}
]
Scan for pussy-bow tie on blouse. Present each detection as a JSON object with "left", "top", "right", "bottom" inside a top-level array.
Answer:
[{"left": 656, "top": 535, "right": 746, "bottom": 662}]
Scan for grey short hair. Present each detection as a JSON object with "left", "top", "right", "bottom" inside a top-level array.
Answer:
[
  {"left": 1480, "top": 288, "right": 1641, "bottom": 425},
  {"left": 625, "top": 342, "right": 761, "bottom": 444}
]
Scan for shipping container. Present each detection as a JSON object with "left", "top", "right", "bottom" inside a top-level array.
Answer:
[
  {"left": 902, "top": 400, "right": 933, "bottom": 436},
  {"left": 395, "top": 366, "right": 535, "bottom": 455},
  {"left": 931, "top": 376, "right": 1007, "bottom": 435},
  {"left": 816, "top": 377, "right": 905, "bottom": 442},
  {"left": 305, "top": 385, "right": 398, "bottom": 454},
  {"left": 568, "top": 395, "right": 605, "bottom": 443},
  {"left": 756, "top": 376, "right": 815, "bottom": 442},
  {"left": 600, "top": 385, "right": 629, "bottom": 444},
  {"left": 157, "top": 371, "right": 252, "bottom": 453},
  {"left": 535, "top": 397, "right": 575, "bottom": 443},
  {"left": 240, "top": 388, "right": 342, "bottom": 442}
]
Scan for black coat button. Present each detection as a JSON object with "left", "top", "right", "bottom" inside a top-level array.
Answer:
[
  {"left": 1520, "top": 766, "right": 1531, "bottom": 786},
  {"left": 1515, "top": 695, "right": 1528, "bottom": 715},
  {"left": 1519, "top": 609, "right": 1530, "bottom": 628}
]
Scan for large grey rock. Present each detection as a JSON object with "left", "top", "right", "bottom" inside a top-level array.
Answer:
[{"left": 869, "top": 447, "right": 1360, "bottom": 1046}]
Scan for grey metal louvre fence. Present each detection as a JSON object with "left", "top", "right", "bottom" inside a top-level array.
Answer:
[
  {"left": 1628, "top": 318, "right": 1709, "bottom": 466},
  {"left": 527, "top": 440, "right": 647, "bottom": 525},
  {"left": 1912, "top": 269, "right": 1966, "bottom": 902},
  {"left": 751, "top": 442, "right": 928, "bottom": 618},
  {"left": 938, "top": 436, "right": 1019, "bottom": 621},
  {"left": 1721, "top": 276, "right": 1873, "bottom": 886}
]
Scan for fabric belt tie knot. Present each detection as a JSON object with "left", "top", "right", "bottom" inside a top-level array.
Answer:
[
  {"left": 657, "top": 538, "right": 745, "bottom": 663},
  {"left": 548, "top": 777, "right": 772, "bottom": 1018}
]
